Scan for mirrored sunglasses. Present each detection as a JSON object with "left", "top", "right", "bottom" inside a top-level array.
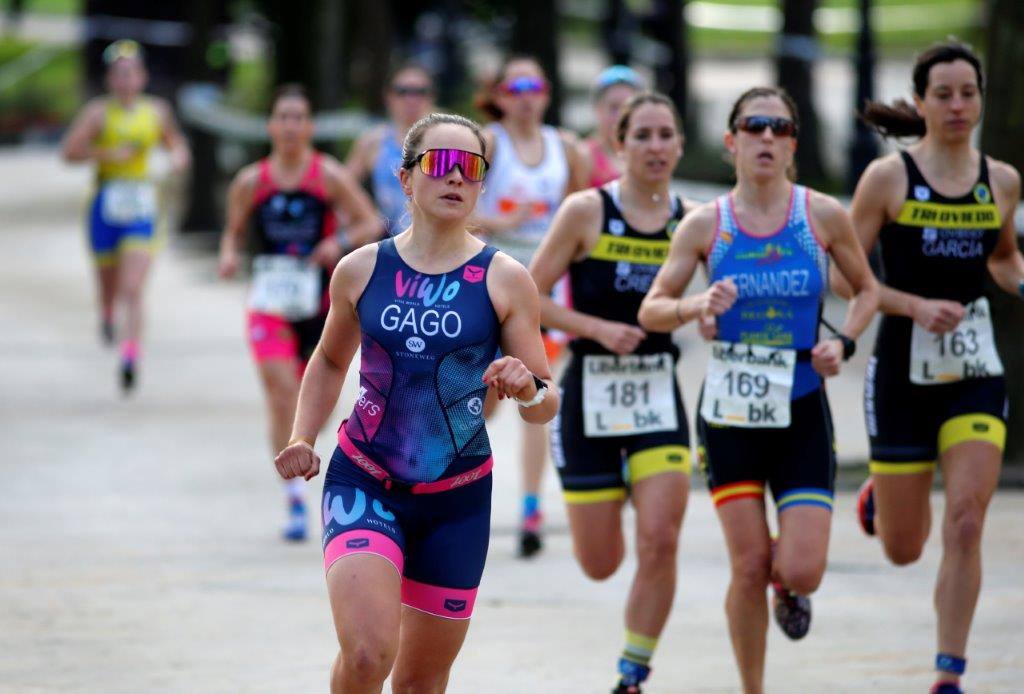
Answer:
[
  {"left": 733, "top": 115, "right": 798, "bottom": 138},
  {"left": 415, "top": 148, "right": 489, "bottom": 182},
  {"left": 501, "top": 76, "right": 548, "bottom": 95}
]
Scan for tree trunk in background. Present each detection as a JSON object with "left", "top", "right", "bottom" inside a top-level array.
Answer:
[
  {"left": 317, "top": 0, "right": 345, "bottom": 111},
  {"left": 602, "top": 0, "right": 634, "bottom": 66},
  {"left": 776, "top": 0, "right": 826, "bottom": 184},
  {"left": 346, "top": 1, "right": 393, "bottom": 116},
  {"left": 180, "top": 0, "right": 221, "bottom": 232},
  {"left": 846, "top": 0, "right": 879, "bottom": 193},
  {"left": 982, "top": 0, "right": 1024, "bottom": 478},
  {"left": 263, "top": 0, "right": 320, "bottom": 101},
  {"left": 646, "top": 0, "right": 694, "bottom": 144},
  {"left": 511, "top": 0, "right": 561, "bottom": 126}
]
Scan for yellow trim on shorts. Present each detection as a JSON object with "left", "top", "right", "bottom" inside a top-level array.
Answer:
[
  {"left": 563, "top": 487, "right": 628, "bottom": 505},
  {"left": 627, "top": 445, "right": 691, "bottom": 482},
  {"left": 93, "top": 249, "right": 119, "bottom": 267},
  {"left": 868, "top": 460, "right": 936, "bottom": 475},
  {"left": 118, "top": 236, "right": 155, "bottom": 255},
  {"left": 938, "top": 413, "right": 1006, "bottom": 454}
]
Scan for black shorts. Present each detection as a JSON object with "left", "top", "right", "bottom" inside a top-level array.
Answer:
[
  {"left": 697, "top": 387, "right": 835, "bottom": 513},
  {"left": 551, "top": 352, "right": 691, "bottom": 504},
  {"left": 865, "top": 353, "right": 1007, "bottom": 475}
]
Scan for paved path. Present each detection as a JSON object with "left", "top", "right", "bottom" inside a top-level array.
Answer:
[{"left": 1, "top": 149, "right": 1022, "bottom": 692}]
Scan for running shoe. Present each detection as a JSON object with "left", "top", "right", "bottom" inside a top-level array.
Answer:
[
  {"left": 517, "top": 511, "right": 543, "bottom": 558},
  {"left": 613, "top": 660, "right": 650, "bottom": 693},
  {"left": 856, "top": 477, "right": 876, "bottom": 536},
  {"left": 120, "top": 360, "right": 135, "bottom": 393},
  {"left": 771, "top": 581, "right": 812, "bottom": 640},
  {"left": 282, "top": 498, "right": 307, "bottom": 542},
  {"left": 930, "top": 682, "right": 962, "bottom": 694}
]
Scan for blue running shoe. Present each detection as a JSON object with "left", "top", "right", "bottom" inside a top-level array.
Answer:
[
  {"left": 282, "top": 498, "right": 307, "bottom": 542},
  {"left": 614, "top": 659, "right": 650, "bottom": 693}
]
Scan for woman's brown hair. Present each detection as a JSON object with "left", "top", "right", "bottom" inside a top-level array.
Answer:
[
  {"left": 860, "top": 39, "right": 983, "bottom": 139},
  {"left": 615, "top": 92, "right": 684, "bottom": 144}
]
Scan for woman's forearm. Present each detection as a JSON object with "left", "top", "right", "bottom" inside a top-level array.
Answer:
[{"left": 290, "top": 347, "right": 347, "bottom": 445}]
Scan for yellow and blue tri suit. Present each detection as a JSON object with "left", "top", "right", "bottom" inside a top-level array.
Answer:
[{"left": 88, "top": 97, "right": 161, "bottom": 265}]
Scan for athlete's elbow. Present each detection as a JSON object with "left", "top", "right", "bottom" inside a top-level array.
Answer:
[{"left": 637, "top": 301, "right": 655, "bottom": 332}]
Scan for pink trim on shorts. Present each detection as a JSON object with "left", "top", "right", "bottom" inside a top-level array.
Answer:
[
  {"left": 401, "top": 578, "right": 478, "bottom": 620},
  {"left": 323, "top": 529, "right": 404, "bottom": 576},
  {"left": 246, "top": 311, "right": 298, "bottom": 363}
]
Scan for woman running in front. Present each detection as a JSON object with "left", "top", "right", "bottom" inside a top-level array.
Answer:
[
  {"left": 473, "top": 54, "right": 588, "bottom": 557},
  {"left": 61, "top": 39, "right": 190, "bottom": 391},
  {"left": 531, "top": 92, "right": 693, "bottom": 694},
  {"left": 638, "top": 86, "right": 879, "bottom": 694},
  {"left": 346, "top": 63, "right": 436, "bottom": 236},
  {"left": 839, "top": 40, "right": 1024, "bottom": 694},
  {"left": 581, "top": 65, "right": 645, "bottom": 188},
  {"left": 218, "top": 84, "right": 379, "bottom": 541},
  {"left": 274, "top": 113, "right": 559, "bottom": 693}
]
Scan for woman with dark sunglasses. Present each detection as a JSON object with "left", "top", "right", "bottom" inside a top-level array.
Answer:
[
  {"left": 346, "top": 63, "right": 436, "bottom": 236},
  {"left": 531, "top": 92, "right": 693, "bottom": 694},
  {"left": 61, "top": 39, "right": 190, "bottom": 391},
  {"left": 473, "top": 54, "right": 589, "bottom": 558},
  {"left": 274, "top": 113, "right": 559, "bottom": 693},
  {"left": 639, "top": 86, "right": 878, "bottom": 694},
  {"left": 837, "top": 40, "right": 1024, "bottom": 694}
]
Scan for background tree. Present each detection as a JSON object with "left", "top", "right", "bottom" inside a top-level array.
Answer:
[
  {"left": 510, "top": 0, "right": 562, "bottom": 126},
  {"left": 982, "top": 0, "right": 1024, "bottom": 477},
  {"left": 776, "top": 0, "right": 826, "bottom": 184}
]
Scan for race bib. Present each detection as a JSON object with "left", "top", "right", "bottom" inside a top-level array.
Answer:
[
  {"left": 582, "top": 352, "right": 677, "bottom": 438},
  {"left": 248, "top": 255, "right": 321, "bottom": 320},
  {"left": 700, "top": 342, "right": 795, "bottom": 428},
  {"left": 101, "top": 181, "right": 156, "bottom": 225},
  {"left": 910, "top": 297, "right": 1003, "bottom": 384}
]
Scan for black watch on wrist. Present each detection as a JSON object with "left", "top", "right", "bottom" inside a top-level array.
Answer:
[
  {"left": 836, "top": 334, "right": 856, "bottom": 361},
  {"left": 532, "top": 374, "right": 548, "bottom": 393}
]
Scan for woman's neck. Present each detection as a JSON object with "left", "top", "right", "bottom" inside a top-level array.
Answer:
[
  {"left": 733, "top": 174, "right": 792, "bottom": 213},
  {"left": 274, "top": 146, "right": 312, "bottom": 170},
  {"left": 619, "top": 173, "right": 671, "bottom": 212},
  {"left": 113, "top": 92, "right": 139, "bottom": 109},
  {"left": 914, "top": 136, "right": 976, "bottom": 176},
  {"left": 503, "top": 118, "right": 541, "bottom": 141},
  {"left": 401, "top": 214, "right": 475, "bottom": 269}
]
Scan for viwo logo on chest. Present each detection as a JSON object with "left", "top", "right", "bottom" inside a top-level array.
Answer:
[
  {"left": 712, "top": 344, "right": 789, "bottom": 367},
  {"left": 395, "top": 270, "right": 461, "bottom": 306}
]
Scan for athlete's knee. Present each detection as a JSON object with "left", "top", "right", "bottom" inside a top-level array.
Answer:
[
  {"left": 635, "top": 524, "right": 680, "bottom": 569},
  {"left": 730, "top": 549, "right": 771, "bottom": 592},
  {"left": 337, "top": 639, "right": 395, "bottom": 686},
  {"left": 390, "top": 669, "right": 449, "bottom": 694},
  {"left": 943, "top": 500, "right": 985, "bottom": 554},
  {"left": 880, "top": 535, "right": 926, "bottom": 566},
  {"left": 577, "top": 545, "right": 624, "bottom": 580},
  {"left": 776, "top": 560, "right": 825, "bottom": 596}
]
